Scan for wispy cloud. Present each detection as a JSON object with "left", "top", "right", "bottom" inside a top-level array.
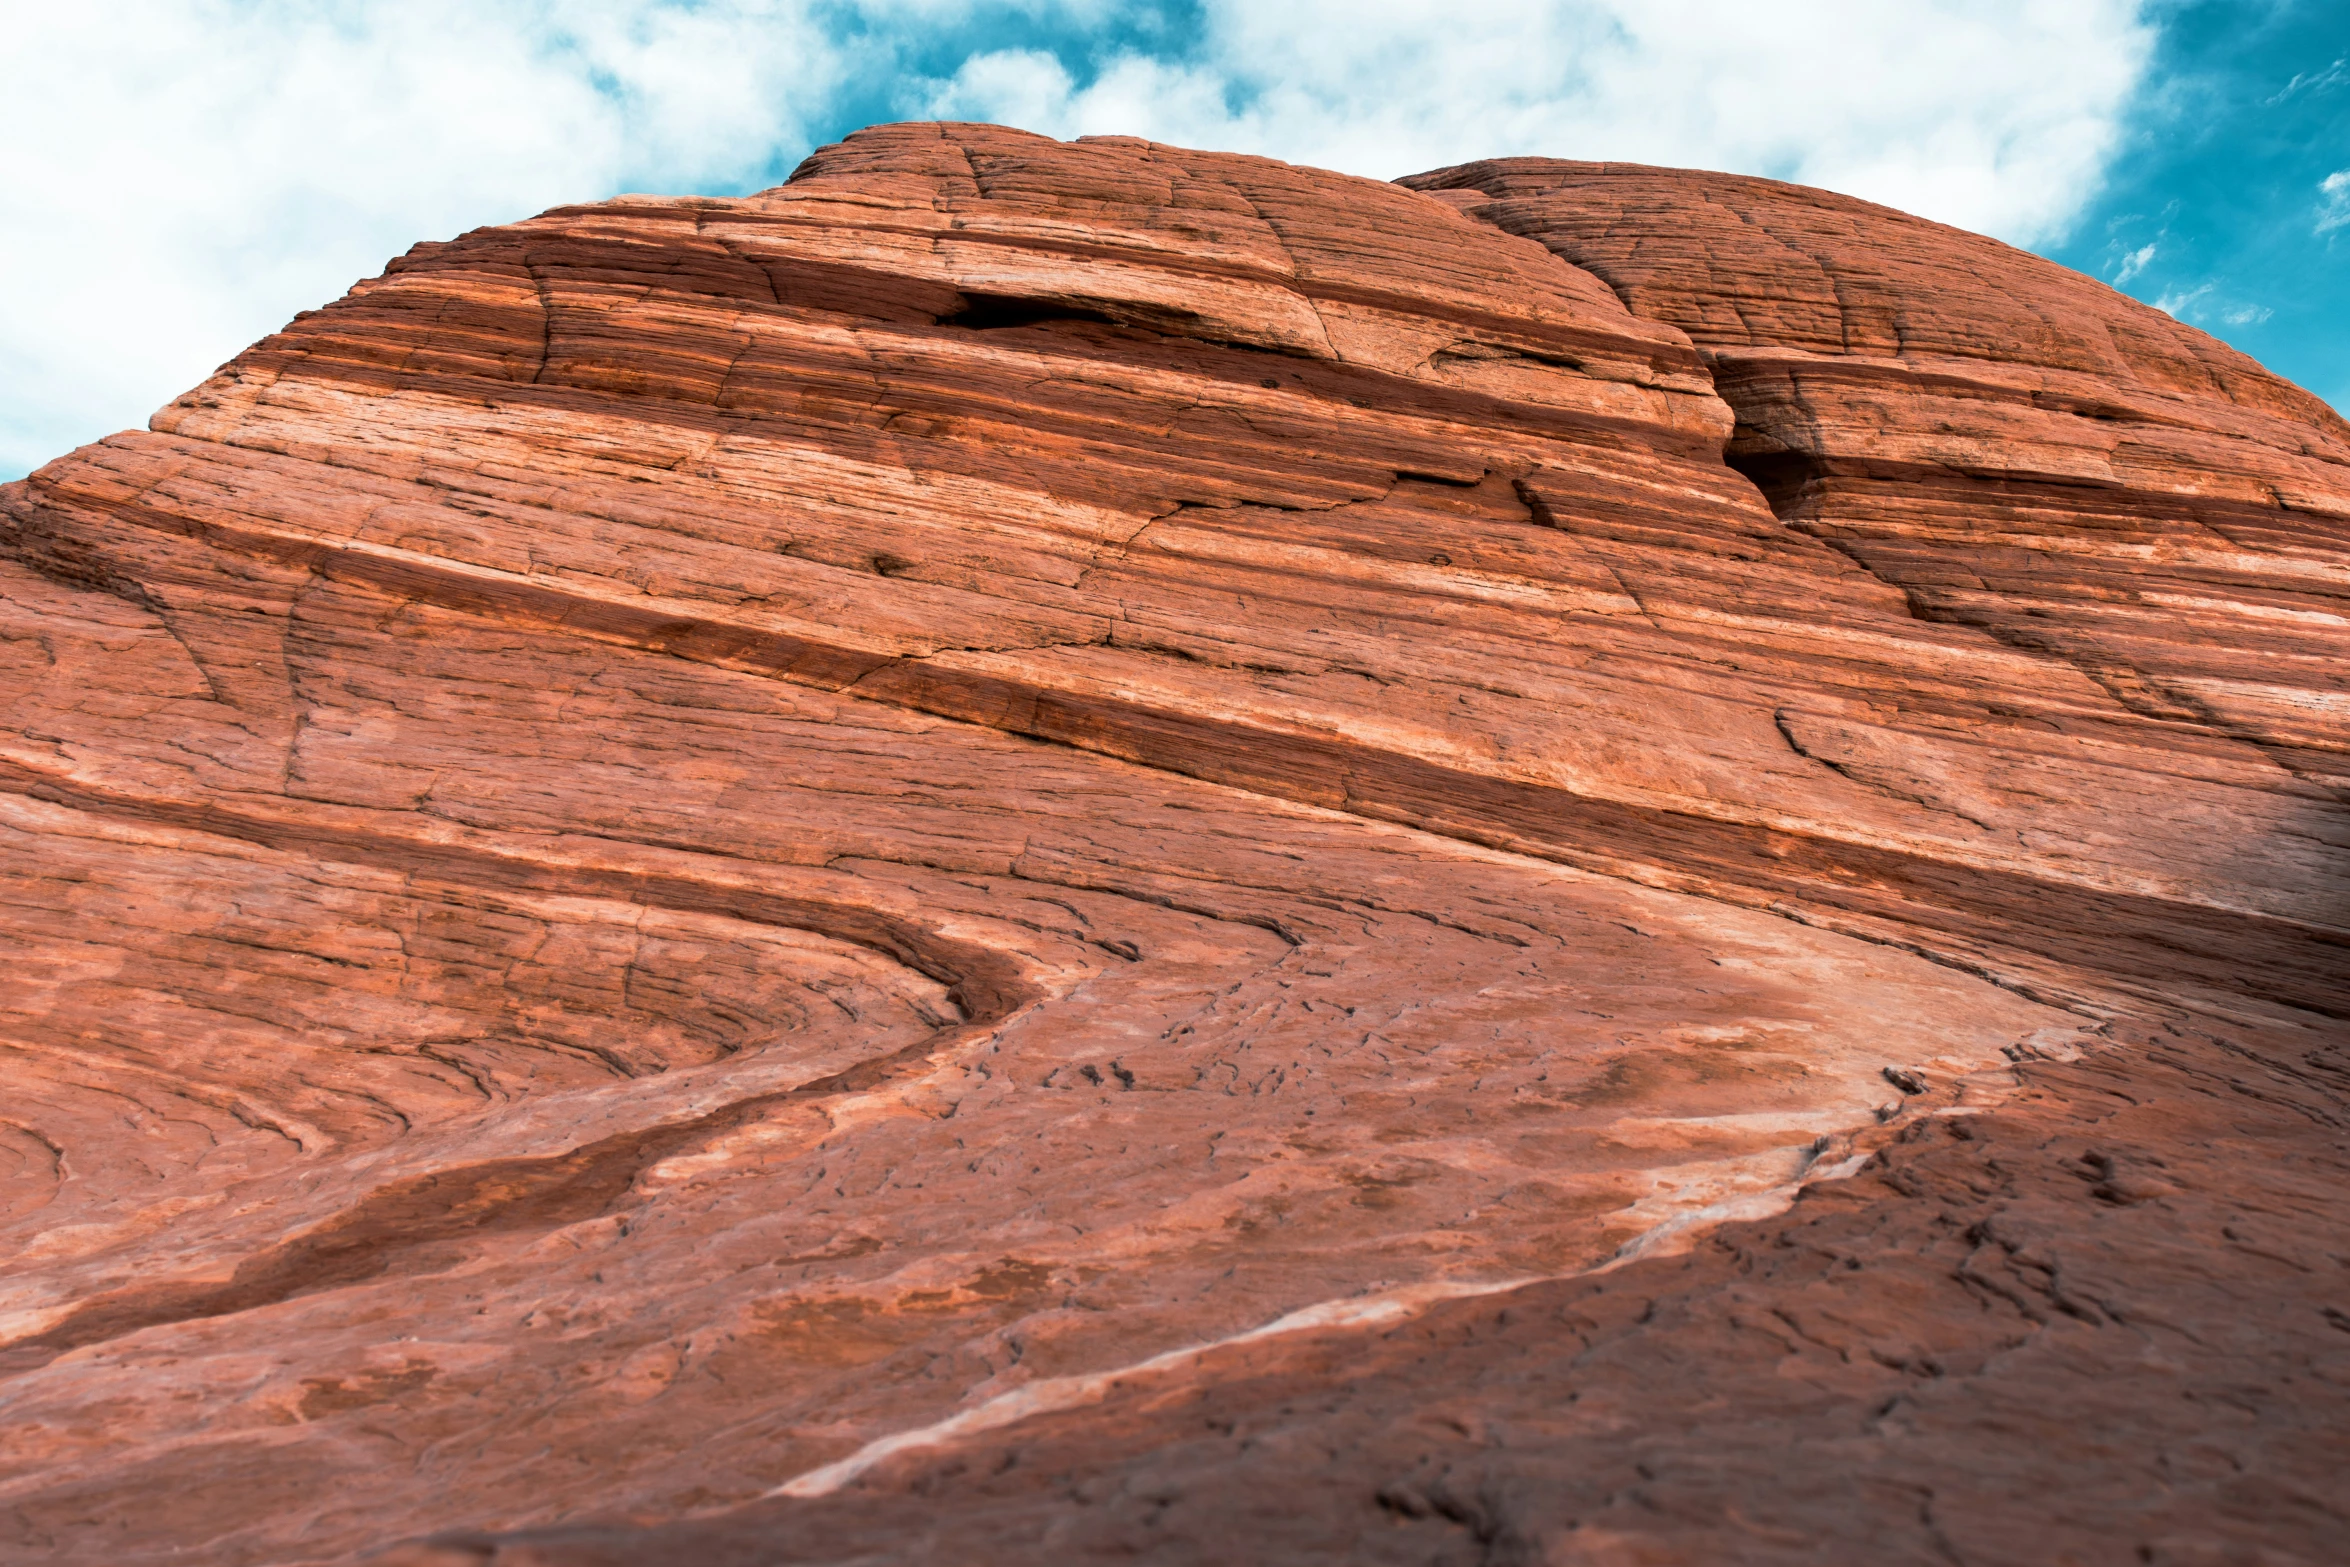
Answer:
[
  {"left": 2113, "top": 241, "right": 2158, "bottom": 283},
  {"left": 2267, "top": 56, "right": 2348, "bottom": 105},
  {"left": 2153, "top": 283, "right": 2214, "bottom": 319},
  {"left": 2153, "top": 283, "right": 2270, "bottom": 331},
  {"left": 2319, "top": 170, "right": 2350, "bottom": 235}
]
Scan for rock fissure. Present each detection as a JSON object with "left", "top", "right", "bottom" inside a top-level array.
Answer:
[{"left": 1770, "top": 705, "right": 1998, "bottom": 835}]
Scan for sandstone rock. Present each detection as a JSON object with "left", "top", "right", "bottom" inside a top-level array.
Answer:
[{"left": 0, "top": 124, "right": 2343, "bottom": 1565}]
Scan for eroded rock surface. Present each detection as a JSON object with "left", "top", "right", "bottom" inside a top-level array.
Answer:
[{"left": 0, "top": 124, "right": 2343, "bottom": 1565}]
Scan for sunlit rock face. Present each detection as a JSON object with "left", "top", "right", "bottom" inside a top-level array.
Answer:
[{"left": 1, "top": 124, "right": 2344, "bottom": 1566}]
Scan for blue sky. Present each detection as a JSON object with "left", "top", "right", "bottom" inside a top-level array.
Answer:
[
  {"left": 3, "top": 1, "right": 2341, "bottom": 479},
  {"left": 2042, "top": 1, "right": 2348, "bottom": 413}
]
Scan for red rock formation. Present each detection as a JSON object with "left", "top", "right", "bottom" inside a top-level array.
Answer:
[{"left": 0, "top": 124, "right": 2343, "bottom": 1565}]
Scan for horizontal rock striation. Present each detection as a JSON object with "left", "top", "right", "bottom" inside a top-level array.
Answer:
[
  {"left": 1409, "top": 160, "right": 2350, "bottom": 1003},
  {"left": 0, "top": 124, "right": 2344, "bottom": 1564}
]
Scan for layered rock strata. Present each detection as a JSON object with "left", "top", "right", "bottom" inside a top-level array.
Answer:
[{"left": 0, "top": 124, "right": 2344, "bottom": 1564}]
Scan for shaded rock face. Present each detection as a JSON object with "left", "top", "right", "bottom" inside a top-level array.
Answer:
[{"left": 0, "top": 123, "right": 2342, "bottom": 1565}]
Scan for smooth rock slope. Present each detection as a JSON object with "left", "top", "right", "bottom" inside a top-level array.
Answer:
[{"left": 1, "top": 124, "right": 2344, "bottom": 1565}]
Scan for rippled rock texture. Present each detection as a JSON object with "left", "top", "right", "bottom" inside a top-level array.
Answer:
[{"left": 2, "top": 124, "right": 2345, "bottom": 1565}]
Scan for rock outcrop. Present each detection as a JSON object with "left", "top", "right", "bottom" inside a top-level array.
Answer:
[{"left": 1, "top": 124, "right": 2344, "bottom": 1565}]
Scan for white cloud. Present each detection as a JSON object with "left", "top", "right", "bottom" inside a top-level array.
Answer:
[
  {"left": 928, "top": 0, "right": 2156, "bottom": 244},
  {"left": 2151, "top": 284, "right": 2274, "bottom": 332},
  {"left": 2153, "top": 282, "right": 2212, "bottom": 319},
  {"left": 0, "top": 0, "right": 862, "bottom": 478},
  {"left": 2319, "top": 170, "right": 2350, "bottom": 235},
  {"left": 2113, "top": 241, "right": 2158, "bottom": 283},
  {"left": 4, "top": 0, "right": 2162, "bottom": 478}
]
